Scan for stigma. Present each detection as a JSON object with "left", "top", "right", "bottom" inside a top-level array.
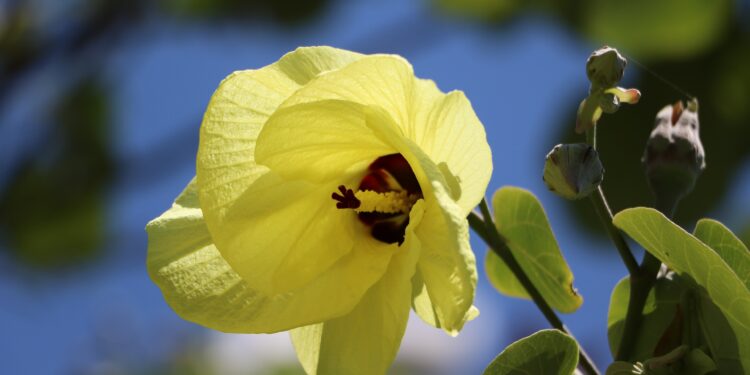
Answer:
[
  {"left": 331, "top": 153, "right": 423, "bottom": 245},
  {"left": 332, "top": 188, "right": 421, "bottom": 214}
]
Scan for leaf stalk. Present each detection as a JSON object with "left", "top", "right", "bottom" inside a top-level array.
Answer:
[{"left": 469, "top": 200, "right": 600, "bottom": 375}]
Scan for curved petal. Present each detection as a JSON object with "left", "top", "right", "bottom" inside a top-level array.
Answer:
[
  {"left": 196, "top": 46, "right": 362, "bottom": 239},
  {"left": 412, "top": 184, "right": 477, "bottom": 335},
  {"left": 255, "top": 100, "right": 395, "bottom": 184},
  {"left": 279, "top": 55, "right": 492, "bottom": 215},
  {"left": 211, "top": 173, "right": 367, "bottom": 294},
  {"left": 147, "top": 179, "right": 397, "bottom": 333},
  {"left": 279, "top": 55, "right": 415, "bottom": 128},
  {"left": 411, "top": 267, "right": 480, "bottom": 330},
  {"left": 362, "top": 106, "right": 478, "bottom": 335},
  {"left": 290, "top": 201, "right": 425, "bottom": 375},
  {"left": 411, "top": 84, "right": 492, "bottom": 216}
]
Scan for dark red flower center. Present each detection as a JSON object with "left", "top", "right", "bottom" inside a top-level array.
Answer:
[{"left": 331, "top": 153, "right": 422, "bottom": 245}]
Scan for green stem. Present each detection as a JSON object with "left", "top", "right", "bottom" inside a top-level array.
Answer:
[
  {"left": 585, "top": 128, "right": 639, "bottom": 275},
  {"left": 469, "top": 199, "right": 601, "bottom": 375},
  {"left": 583, "top": 127, "right": 663, "bottom": 361},
  {"left": 585, "top": 126, "right": 681, "bottom": 361},
  {"left": 586, "top": 124, "right": 597, "bottom": 149},
  {"left": 589, "top": 187, "right": 640, "bottom": 275}
]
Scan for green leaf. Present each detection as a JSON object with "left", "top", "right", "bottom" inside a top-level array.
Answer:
[
  {"left": 605, "top": 361, "right": 644, "bottom": 375},
  {"left": 486, "top": 186, "right": 582, "bottom": 313},
  {"left": 483, "top": 329, "right": 579, "bottom": 375},
  {"left": 683, "top": 348, "right": 717, "bottom": 375},
  {"left": 693, "top": 218, "right": 750, "bottom": 290},
  {"left": 613, "top": 207, "right": 750, "bottom": 373},
  {"left": 693, "top": 288, "right": 746, "bottom": 374},
  {"left": 607, "top": 276, "right": 684, "bottom": 361}
]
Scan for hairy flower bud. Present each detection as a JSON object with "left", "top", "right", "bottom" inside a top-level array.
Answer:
[
  {"left": 586, "top": 46, "right": 627, "bottom": 88},
  {"left": 543, "top": 143, "right": 604, "bottom": 200},
  {"left": 643, "top": 99, "right": 705, "bottom": 208},
  {"left": 576, "top": 46, "right": 640, "bottom": 133}
]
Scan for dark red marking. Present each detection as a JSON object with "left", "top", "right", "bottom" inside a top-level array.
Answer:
[
  {"left": 371, "top": 217, "right": 410, "bottom": 245},
  {"left": 358, "top": 170, "right": 390, "bottom": 193},
  {"left": 331, "top": 185, "right": 360, "bottom": 209},
  {"left": 366, "top": 153, "right": 421, "bottom": 194},
  {"left": 332, "top": 153, "right": 423, "bottom": 245}
]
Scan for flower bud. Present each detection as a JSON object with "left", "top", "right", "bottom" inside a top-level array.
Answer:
[
  {"left": 543, "top": 143, "right": 604, "bottom": 200},
  {"left": 599, "top": 92, "right": 620, "bottom": 114},
  {"left": 643, "top": 98, "right": 705, "bottom": 207},
  {"left": 586, "top": 46, "right": 627, "bottom": 88},
  {"left": 576, "top": 46, "right": 640, "bottom": 133}
]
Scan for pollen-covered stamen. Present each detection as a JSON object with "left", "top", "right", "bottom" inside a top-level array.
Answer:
[
  {"left": 352, "top": 190, "right": 420, "bottom": 214},
  {"left": 331, "top": 153, "right": 423, "bottom": 245},
  {"left": 331, "top": 185, "right": 360, "bottom": 209}
]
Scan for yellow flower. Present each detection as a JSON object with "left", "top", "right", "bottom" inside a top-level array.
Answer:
[{"left": 146, "top": 46, "right": 492, "bottom": 374}]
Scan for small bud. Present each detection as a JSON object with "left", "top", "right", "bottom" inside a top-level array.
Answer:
[
  {"left": 586, "top": 46, "right": 627, "bottom": 88},
  {"left": 543, "top": 143, "right": 604, "bottom": 200},
  {"left": 576, "top": 46, "right": 640, "bottom": 133},
  {"left": 643, "top": 98, "right": 705, "bottom": 207},
  {"left": 599, "top": 92, "right": 620, "bottom": 114}
]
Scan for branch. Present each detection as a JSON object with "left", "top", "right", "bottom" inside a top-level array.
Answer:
[{"left": 469, "top": 200, "right": 600, "bottom": 375}]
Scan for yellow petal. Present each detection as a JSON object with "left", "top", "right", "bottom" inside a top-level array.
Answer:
[
  {"left": 410, "top": 82, "right": 492, "bottom": 216},
  {"left": 211, "top": 174, "right": 364, "bottom": 294},
  {"left": 280, "top": 56, "right": 491, "bottom": 215},
  {"left": 196, "top": 47, "right": 367, "bottom": 294},
  {"left": 280, "top": 55, "right": 414, "bottom": 127},
  {"left": 290, "top": 200, "right": 425, "bottom": 375},
  {"left": 412, "top": 185, "right": 477, "bottom": 335},
  {"left": 362, "top": 106, "right": 478, "bottom": 335},
  {"left": 411, "top": 267, "right": 480, "bottom": 330},
  {"left": 147, "top": 179, "right": 396, "bottom": 333},
  {"left": 255, "top": 99, "right": 394, "bottom": 184},
  {"left": 197, "top": 46, "right": 362, "bottom": 238}
]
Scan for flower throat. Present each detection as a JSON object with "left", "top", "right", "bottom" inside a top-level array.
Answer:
[{"left": 331, "top": 153, "right": 423, "bottom": 245}]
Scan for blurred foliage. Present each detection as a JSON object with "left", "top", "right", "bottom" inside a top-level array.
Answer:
[
  {"left": 581, "top": 0, "right": 733, "bottom": 60},
  {"left": 435, "top": 0, "right": 523, "bottom": 22},
  {"left": 436, "top": 0, "right": 750, "bottom": 235},
  {"left": 0, "top": 78, "right": 114, "bottom": 268},
  {"left": 435, "top": 0, "right": 735, "bottom": 60},
  {"left": 160, "top": 0, "right": 329, "bottom": 25},
  {"left": 0, "top": 3, "right": 39, "bottom": 78},
  {"left": 0, "top": 0, "right": 330, "bottom": 271}
]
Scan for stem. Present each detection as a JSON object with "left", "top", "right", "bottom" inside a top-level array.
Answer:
[
  {"left": 589, "top": 187, "right": 640, "bottom": 276},
  {"left": 470, "top": 200, "right": 600, "bottom": 375},
  {"left": 586, "top": 124, "right": 597, "bottom": 149},
  {"left": 584, "top": 128, "right": 638, "bottom": 276},
  {"left": 583, "top": 127, "right": 664, "bottom": 361}
]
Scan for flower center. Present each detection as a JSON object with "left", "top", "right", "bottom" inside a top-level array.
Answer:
[{"left": 331, "top": 153, "right": 423, "bottom": 245}]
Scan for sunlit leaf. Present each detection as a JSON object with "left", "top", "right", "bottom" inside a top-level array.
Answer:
[
  {"left": 483, "top": 329, "right": 578, "bottom": 375},
  {"left": 486, "top": 186, "right": 582, "bottom": 313},
  {"left": 693, "top": 218, "right": 750, "bottom": 290},
  {"left": 613, "top": 207, "right": 750, "bottom": 373}
]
